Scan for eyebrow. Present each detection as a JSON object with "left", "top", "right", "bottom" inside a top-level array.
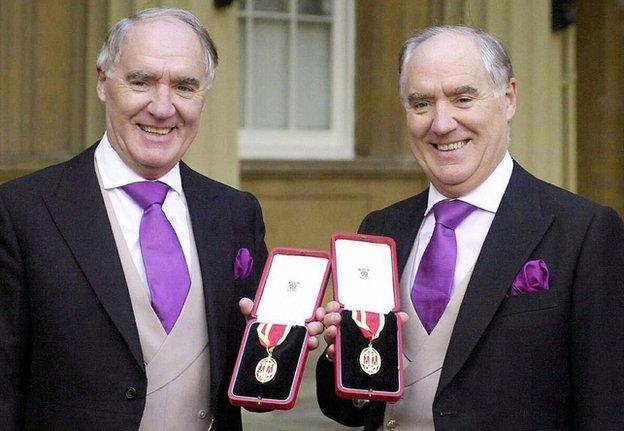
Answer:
[
  {"left": 173, "top": 77, "right": 201, "bottom": 89},
  {"left": 125, "top": 71, "right": 155, "bottom": 81},
  {"left": 407, "top": 92, "right": 430, "bottom": 105},
  {"left": 124, "top": 71, "right": 202, "bottom": 89},
  {"left": 450, "top": 85, "right": 479, "bottom": 96}
]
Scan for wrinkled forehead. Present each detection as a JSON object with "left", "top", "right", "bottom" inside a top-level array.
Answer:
[
  {"left": 406, "top": 33, "right": 491, "bottom": 93},
  {"left": 116, "top": 19, "right": 207, "bottom": 79},
  {"left": 122, "top": 18, "right": 202, "bottom": 56}
]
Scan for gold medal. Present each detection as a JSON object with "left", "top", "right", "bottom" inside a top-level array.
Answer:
[
  {"left": 255, "top": 323, "right": 291, "bottom": 384},
  {"left": 255, "top": 355, "right": 278, "bottom": 383},
  {"left": 359, "top": 345, "right": 382, "bottom": 375},
  {"left": 352, "top": 310, "right": 385, "bottom": 375}
]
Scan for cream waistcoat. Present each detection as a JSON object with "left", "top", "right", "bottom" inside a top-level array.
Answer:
[
  {"left": 381, "top": 250, "right": 474, "bottom": 431},
  {"left": 98, "top": 168, "right": 213, "bottom": 431}
]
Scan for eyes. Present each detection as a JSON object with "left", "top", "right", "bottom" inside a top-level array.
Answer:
[
  {"left": 409, "top": 96, "right": 475, "bottom": 113},
  {"left": 127, "top": 80, "right": 200, "bottom": 99}
]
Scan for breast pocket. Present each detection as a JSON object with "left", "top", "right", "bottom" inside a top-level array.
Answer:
[{"left": 495, "top": 288, "right": 558, "bottom": 318}]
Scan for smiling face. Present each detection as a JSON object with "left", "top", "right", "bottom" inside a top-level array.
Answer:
[
  {"left": 404, "top": 32, "right": 517, "bottom": 198},
  {"left": 96, "top": 19, "right": 208, "bottom": 179}
]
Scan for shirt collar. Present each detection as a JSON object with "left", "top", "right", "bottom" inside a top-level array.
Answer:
[
  {"left": 95, "top": 132, "right": 183, "bottom": 194},
  {"left": 425, "top": 151, "right": 513, "bottom": 215}
]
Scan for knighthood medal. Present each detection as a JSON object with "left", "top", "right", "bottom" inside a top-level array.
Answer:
[
  {"left": 255, "top": 323, "right": 291, "bottom": 383},
  {"left": 352, "top": 310, "right": 385, "bottom": 375}
]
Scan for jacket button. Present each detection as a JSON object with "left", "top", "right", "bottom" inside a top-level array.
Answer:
[{"left": 125, "top": 387, "right": 137, "bottom": 400}]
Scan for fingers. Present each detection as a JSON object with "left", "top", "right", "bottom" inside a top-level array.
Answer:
[
  {"left": 325, "top": 300, "right": 341, "bottom": 313},
  {"left": 325, "top": 344, "right": 335, "bottom": 362},
  {"left": 306, "top": 320, "right": 324, "bottom": 337},
  {"left": 238, "top": 297, "right": 254, "bottom": 320},
  {"left": 322, "top": 310, "right": 341, "bottom": 330},
  {"left": 307, "top": 335, "right": 319, "bottom": 351},
  {"left": 323, "top": 322, "right": 337, "bottom": 346},
  {"left": 314, "top": 306, "right": 326, "bottom": 323}
]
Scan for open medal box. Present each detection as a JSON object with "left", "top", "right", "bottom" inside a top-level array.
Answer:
[
  {"left": 228, "top": 248, "right": 331, "bottom": 410},
  {"left": 331, "top": 233, "right": 404, "bottom": 402}
]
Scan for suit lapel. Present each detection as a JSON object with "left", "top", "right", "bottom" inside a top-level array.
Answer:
[
  {"left": 181, "top": 164, "right": 234, "bottom": 407},
  {"left": 389, "top": 191, "right": 429, "bottom": 276},
  {"left": 436, "top": 164, "right": 554, "bottom": 396},
  {"left": 43, "top": 145, "right": 144, "bottom": 369}
]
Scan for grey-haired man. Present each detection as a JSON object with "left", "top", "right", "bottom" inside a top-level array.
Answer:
[
  {"left": 317, "top": 25, "right": 624, "bottom": 430},
  {"left": 0, "top": 8, "right": 267, "bottom": 430}
]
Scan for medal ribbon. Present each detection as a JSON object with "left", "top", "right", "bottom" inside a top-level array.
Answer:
[
  {"left": 351, "top": 310, "right": 385, "bottom": 342},
  {"left": 257, "top": 323, "right": 291, "bottom": 354}
]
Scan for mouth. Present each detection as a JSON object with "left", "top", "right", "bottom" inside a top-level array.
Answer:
[
  {"left": 433, "top": 139, "right": 470, "bottom": 151},
  {"left": 139, "top": 124, "right": 175, "bottom": 135}
]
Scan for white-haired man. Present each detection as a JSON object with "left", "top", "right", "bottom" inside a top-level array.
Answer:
[
  {"left": 316, "top": 25, "right": 624, "bottom": 430},
  {"left": 0, "top": 8, "right": 267, "bottom": 430}
]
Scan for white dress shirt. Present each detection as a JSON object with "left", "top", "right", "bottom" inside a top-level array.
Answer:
[
  {"left": 94, "top": 133, "right": 192, "bottom": 298},
  {"left": 402, "top": 152, "right": 514, "bottom": 329}
]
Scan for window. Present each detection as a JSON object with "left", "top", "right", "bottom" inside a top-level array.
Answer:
[{"left": 238, "top": 0, "right": 355, "bottom": 159}]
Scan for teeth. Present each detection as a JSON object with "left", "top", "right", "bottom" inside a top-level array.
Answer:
[
  {"left": 437, "top": 140, "right": 467, "bottom": 151},
  {"left": 140, "top": 125, "right": 173, "bottom": 135}
]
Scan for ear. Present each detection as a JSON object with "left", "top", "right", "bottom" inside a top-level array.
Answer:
[
  {"left": 96, "top": 67, "right": 107, "bottom": 102},
  {"left": 504, "top": 78, "right": 517, "bottom": 121}
]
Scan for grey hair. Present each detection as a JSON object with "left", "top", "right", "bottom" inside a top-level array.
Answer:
[
  {"left": 96, "top": 7, "right": 218, "bottom": 86},
  {"left": 398, "top": 25, "right": 513, "bottom": 105}
]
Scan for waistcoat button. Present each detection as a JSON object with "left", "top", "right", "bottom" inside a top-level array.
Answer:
[{"left": 125, "top": 387, "right": 137, "bottom": 400}]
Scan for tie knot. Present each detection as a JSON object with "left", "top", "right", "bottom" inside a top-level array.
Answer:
[
  {"left": 122, "top": 181, "right": 169, "bottom": 209},
  {"left": 433, "top": 199, "right": 476, "bottom": 230}
]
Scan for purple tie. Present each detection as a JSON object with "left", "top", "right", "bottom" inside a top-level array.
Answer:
[
  {"left": 123, "top": 181, "right": 190, "bottom": 334},
  {"left": 411, "top": 200, "right": 476, "bottom": 334}
]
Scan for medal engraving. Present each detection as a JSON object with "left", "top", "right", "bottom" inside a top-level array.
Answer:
[
  {"left": 359, "top": 346, "right": 381, "bottom": 375},
  {"left": 255, "top": 356, "right": 278, "bottom": 383}
]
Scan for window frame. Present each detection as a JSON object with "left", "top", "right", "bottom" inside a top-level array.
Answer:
[{"left": 238, "top": 0, "right": 355, "bottom": 160}]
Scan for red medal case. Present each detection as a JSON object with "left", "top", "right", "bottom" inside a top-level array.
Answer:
[
  {"left": 331, "top": 233, "right": 404, "bottom": 402},
  {"left": 228, "top": 248, "right": 331, "bottom": 410}
]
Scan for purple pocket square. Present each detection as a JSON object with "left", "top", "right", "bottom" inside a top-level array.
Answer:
[
  {"left": 234, "top": 248, "right": 253, "bottom": 280},
  {"left": 508, "top": 259, "right": 550, "bottom": 297}
]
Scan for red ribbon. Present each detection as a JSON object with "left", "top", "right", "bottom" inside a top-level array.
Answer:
[
  {"left": 257, "top": 323, "right": 291, "bottom": 352},
  {"left": 352, "top": 310, "right": 385, "bottom": 342}
]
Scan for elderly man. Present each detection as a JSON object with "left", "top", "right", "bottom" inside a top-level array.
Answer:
[
  {"left": 0, "top": 8, "right": 268, "bottom": 430},
  {"left": 316, "top": 25, "right": 624, "bottom": 430}
]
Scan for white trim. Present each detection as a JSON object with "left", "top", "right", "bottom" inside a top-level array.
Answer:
[
  {"left": 239, "top": 130, "right": 353, "bottom": 160},
  {"left": 239, "top": 0, "right": 355, "bottom": 160}
]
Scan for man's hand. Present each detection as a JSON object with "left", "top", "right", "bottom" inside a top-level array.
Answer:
[
  {"left": 319, "top": 300, "right": 342, "bottom": 361},
  {"left": 319, "top": 300, "right": 409, "bottom": 362},
  {"left": 239, "top": 297, "right": 323, "bottom": 350}
]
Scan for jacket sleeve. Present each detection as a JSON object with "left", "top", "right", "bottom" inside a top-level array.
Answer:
[
  {"left": 0, "top": 191, "right": 28, "bottom": 430},
  {"left": 315, "top": 210, "right": 386, "bottom": 428},
  {"left": 570, "top": 206, "right": 624, "bottom": 429},
  {"left": 248, "top": 192, "right": 268, "bottom": 299}
]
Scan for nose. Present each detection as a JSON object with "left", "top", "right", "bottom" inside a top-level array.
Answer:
[
  {"left": 148, "top": 84, "right": 176, "bottom": 119},
  {"left": 430, "top": 102, "right": 458, "bottom": 135}
]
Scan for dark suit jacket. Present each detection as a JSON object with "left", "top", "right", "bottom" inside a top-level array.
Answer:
[
  {"left": 317, "top": 163, "right": 624, "bottom": 430},
  {"left": 0, "top": 144, "right": 268, "bottom": 430}
]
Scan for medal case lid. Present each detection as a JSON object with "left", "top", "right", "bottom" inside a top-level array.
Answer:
[
  {"left": 250, "top": 247, "right": 331, "bottom": 325},
  {"left": 228, "top": 247, "right": 331, "bottom": 410},
  {"left": 331, "top": 233, "right": 400, "bottom": 313},
  {"left": 330, "top": 233, "right": 404, "bottom": 402}
]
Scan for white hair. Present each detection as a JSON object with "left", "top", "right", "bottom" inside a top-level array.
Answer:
[
  {"left": 398, "top": 25, "right": 514, "bottom": 104},
  {"left": 96, "top": 8, "right": 218, "bottom": 85}
]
